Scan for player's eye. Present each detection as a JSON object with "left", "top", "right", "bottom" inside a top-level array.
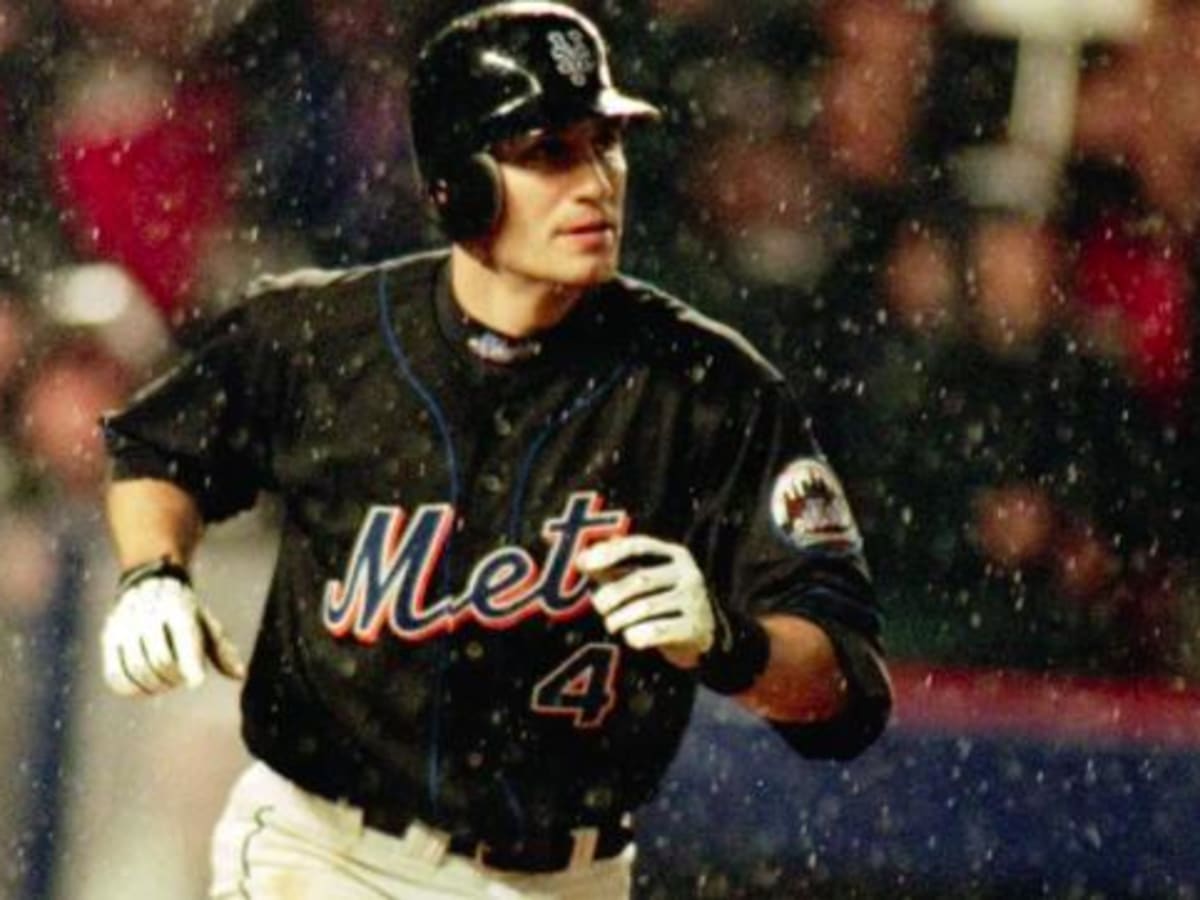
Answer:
[
  {"left": 494, "top": 121, "right": 625, "bottom": 171},
  {"left": 496, "top": 132, "right": 575, "bottom": 169},
  {"left": 592, "top": 121, "right": 626, "bottom": 156},
  {"left": 527, "top": 136, "right": 573, "bottom": 166}
]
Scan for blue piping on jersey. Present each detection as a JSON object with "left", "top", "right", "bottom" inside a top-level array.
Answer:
[
  {"left": 377, "top": 270, "right": 460, "bottom": 821},
  {"left": 507, "top": 365, "right": 631, "bottom": 542}
]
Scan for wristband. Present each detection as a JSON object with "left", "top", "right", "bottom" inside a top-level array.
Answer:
[
  {"left": 698, "top": 609, "right": 770, "bottom": 695},
  {"left": 117, "top": 556, "right": 192, "bottom": 593}
]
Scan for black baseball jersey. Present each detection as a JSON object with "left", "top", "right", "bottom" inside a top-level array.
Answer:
[{"left": 104, "top": 250, "right": 890, "bottom": 842}]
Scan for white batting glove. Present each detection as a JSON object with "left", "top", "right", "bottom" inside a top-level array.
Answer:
[
  {"left": 576, "top": 535, "right": 714, "bottom": 669},
  {"left": 102, "top": 561, "right": 245, "bottom": 697}
]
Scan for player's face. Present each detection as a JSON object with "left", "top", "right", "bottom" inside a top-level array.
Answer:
[{"left": 488, "top": 117, "right": 628, "bottom": 288}]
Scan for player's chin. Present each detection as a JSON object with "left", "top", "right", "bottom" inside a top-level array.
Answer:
[{"left": 557, "top": 253, "right": 620, "bottom": 287}]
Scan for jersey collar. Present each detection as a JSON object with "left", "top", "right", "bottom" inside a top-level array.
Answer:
[{"left": 432, "top": 260, "right": 614, "bottom": 368}]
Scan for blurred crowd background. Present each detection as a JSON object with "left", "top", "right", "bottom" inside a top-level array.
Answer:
[{"left": 0, "top": 0, "right": 1197, "bottom": 897}]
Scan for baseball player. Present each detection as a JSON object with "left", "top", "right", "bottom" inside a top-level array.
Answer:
[{"left": 99, "top": 3, "right": 892, "bottom": 898}]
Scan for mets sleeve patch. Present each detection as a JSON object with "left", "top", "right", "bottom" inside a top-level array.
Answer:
[{"left": 769, "top": 457, "right": 862, "bottom": 552}]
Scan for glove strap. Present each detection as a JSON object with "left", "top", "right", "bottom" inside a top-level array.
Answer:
[
  {"left": 699, "top": 609, "right": 770, "bottom": 695},
  {"left": 117, "top": 556, "right": 192, "bottom": 593}
]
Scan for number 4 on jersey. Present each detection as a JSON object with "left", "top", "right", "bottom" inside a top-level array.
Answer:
[{"left": 531, "top": 643, "right": 620, "bottom": 728}]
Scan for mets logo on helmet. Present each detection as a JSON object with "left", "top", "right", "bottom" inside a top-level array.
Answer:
[
  {"left": 548, "top": 29, "right": 595, "bottom": 86},
  {"left": 769, "top": 457, "right": 862, "bottom": 552}
]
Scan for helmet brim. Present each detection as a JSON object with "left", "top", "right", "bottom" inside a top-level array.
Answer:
[
  {"left": 480, "top": 89, "right": 662, "bottom": 147},
  {"left": 594, "top": 89, "right": 662, "bottom": 122}
]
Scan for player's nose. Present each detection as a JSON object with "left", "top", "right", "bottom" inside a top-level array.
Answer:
[{"left": 577, "top": 144, "right": 622, "bottom": 198}]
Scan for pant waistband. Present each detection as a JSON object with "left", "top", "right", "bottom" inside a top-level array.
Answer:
[{"left": 362, "top": 808, "right": 634, "bottom": 874}]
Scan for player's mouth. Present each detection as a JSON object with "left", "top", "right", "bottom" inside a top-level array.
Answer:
[
  {"left": 560, "top": 219, "right": 615, "bottom": 235},
  {"left": 557, "top": 220, "right": 618, "bottom": 249}
]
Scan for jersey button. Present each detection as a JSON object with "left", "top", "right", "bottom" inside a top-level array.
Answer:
[
  {"left": 480, "top": 473, "right": 505, "bottom": 494},
  {"left": 493, "top": 408, "right": 514, "bottom": 436}
]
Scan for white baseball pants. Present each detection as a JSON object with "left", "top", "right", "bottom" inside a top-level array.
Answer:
[{"left": 209, "top": 762, "right": 635, "bottom": 899}]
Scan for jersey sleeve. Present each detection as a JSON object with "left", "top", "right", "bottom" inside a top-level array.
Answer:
[
  {"left": 687, "top": 378, "right": 891, "bottom": 760},
  {"left": 102, "top": 302, "right": 288, "bottom": 523}
]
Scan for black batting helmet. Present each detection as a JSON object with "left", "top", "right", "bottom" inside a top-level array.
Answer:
[{"left": 408, "top": 1, "right": 661, "bottom": 242}]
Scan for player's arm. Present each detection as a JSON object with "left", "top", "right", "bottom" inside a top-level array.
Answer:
[
  {"left": 733, "top": 613, "right": 849, "bottom": 723},
  {"left": 106, "top": 477, "right": 204, "bottom": 569},
  {"left": 579, "top": 539, "right": 849, "bottom": 722},
  {"left": 578, "top": 536, "right": 889, "bottom": 760},
  {"left": 101, "top": 475, "right": 245, "bottom": 696},
  {"left": 97, "top": 302, "right": 282, "bottom": 698},
  {"left": 578, "top": 375, "right": 889, "bottom": 754}
]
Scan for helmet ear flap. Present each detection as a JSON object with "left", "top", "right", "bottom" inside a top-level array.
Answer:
[{"left": 430, "top": 152, "right": 503, "bottom": 243}]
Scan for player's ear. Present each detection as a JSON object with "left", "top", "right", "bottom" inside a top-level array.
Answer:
[{"left": 431, "top": 153, "right": 504, "bottom": 243}]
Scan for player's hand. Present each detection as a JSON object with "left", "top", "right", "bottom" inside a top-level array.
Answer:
[
  {"left": 576, "top": 535, "right": 714, "bottom": 669},
  {"left": 101, "top": 562, "right": 246, "bottom": 697}
]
